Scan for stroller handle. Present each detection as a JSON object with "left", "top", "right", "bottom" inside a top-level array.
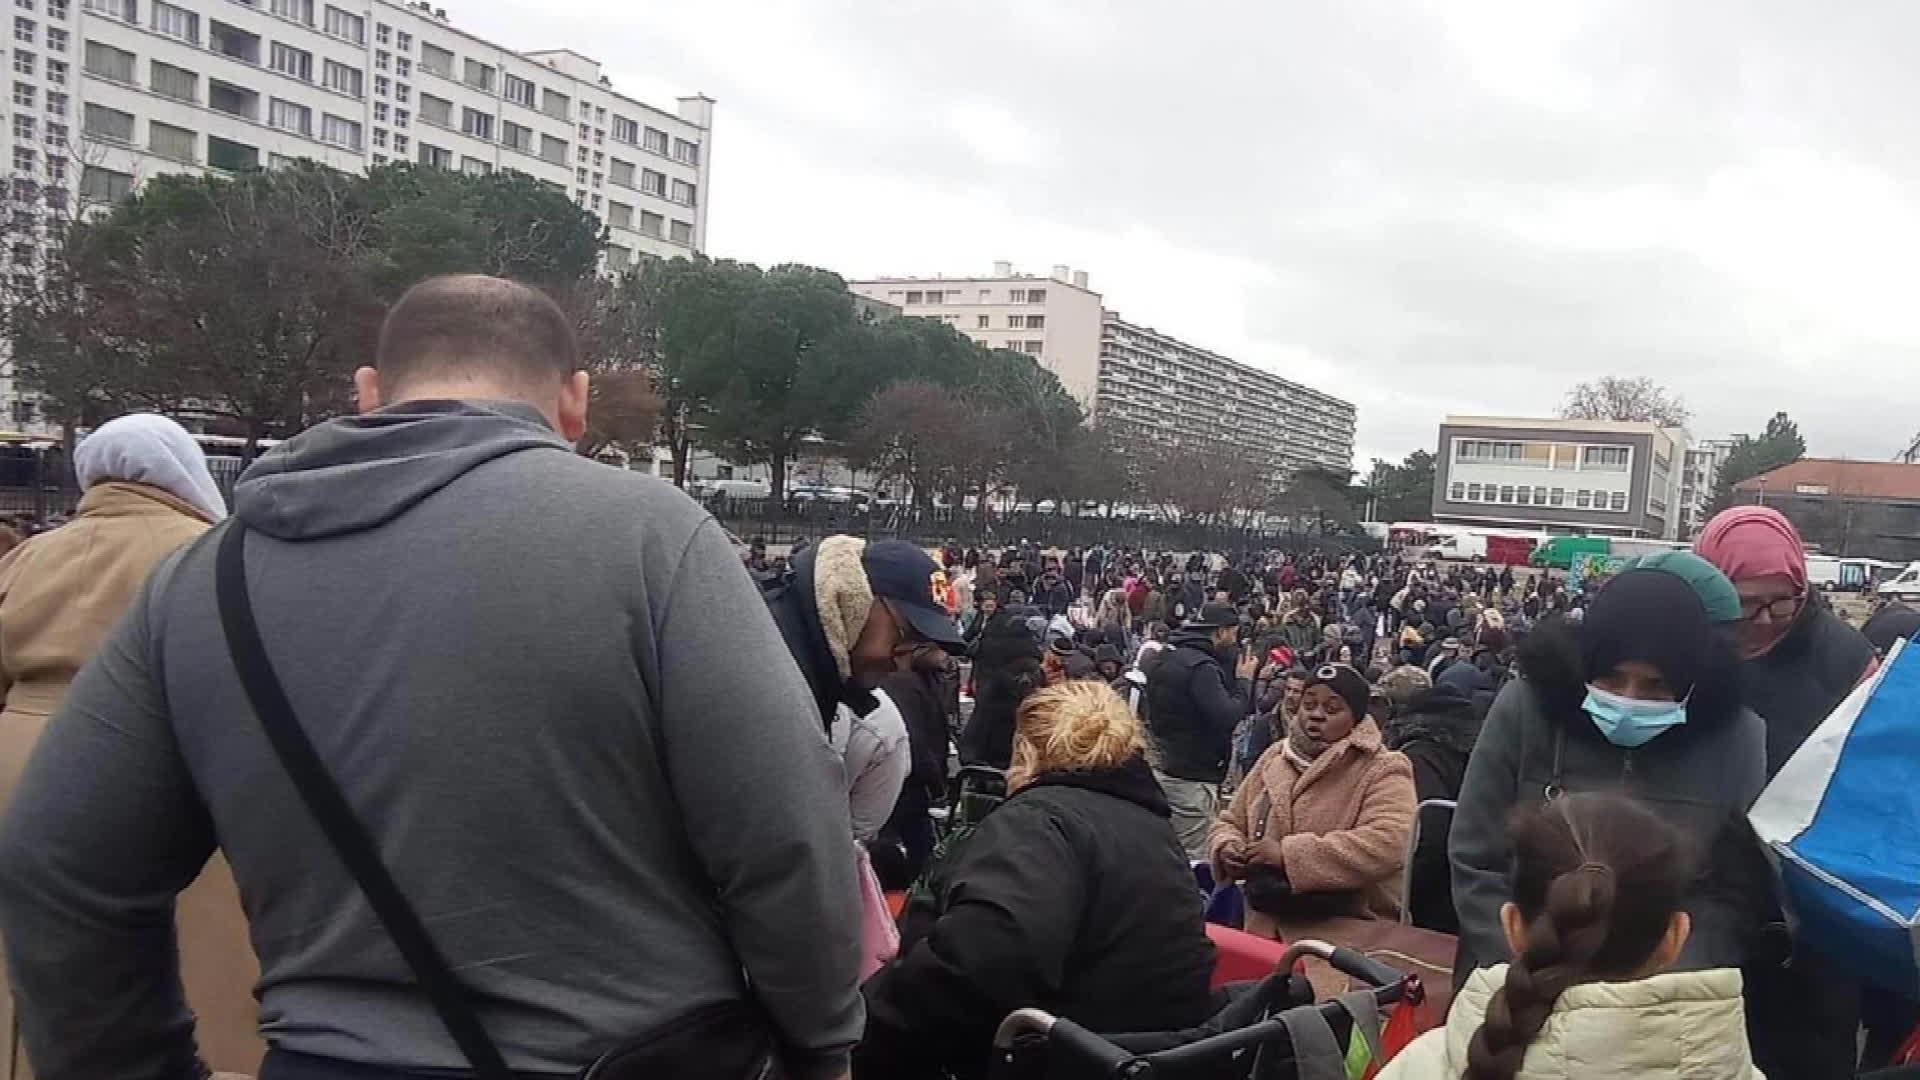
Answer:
[
  {"left": 992, "top": 1009, "right": 1134, "bottom": 1074},
  {"left": 993, "top": 1008, "right": 1057, "bottom": 1049},
  {"left": 1278, "top": 939, "right": 1402, "bottom": 990}
]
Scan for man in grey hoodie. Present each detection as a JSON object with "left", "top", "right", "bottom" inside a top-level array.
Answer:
[{"left": 0, "top": 276, "right": 863, "bottom": 1080}]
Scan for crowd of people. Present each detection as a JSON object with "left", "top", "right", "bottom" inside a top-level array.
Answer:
[{"left": 0, "top": 272, "right": 1914, "bottom": 1080}]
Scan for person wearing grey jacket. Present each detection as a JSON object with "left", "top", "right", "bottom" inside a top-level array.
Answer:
[
  {"left": 1448, "top": 569, "right": 1772, "bottom": 986},
  {"left": 0, "top": 276, "right": 863, "bottom": 1080}
]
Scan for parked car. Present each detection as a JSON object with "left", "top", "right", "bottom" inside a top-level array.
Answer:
[{"left": 692, "top": 477, "right": 771, "bottom": 500}]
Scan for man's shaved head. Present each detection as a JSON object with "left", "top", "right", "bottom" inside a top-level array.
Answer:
[{"left": 376, "top": 274, "right": 579, "bottom": 396}]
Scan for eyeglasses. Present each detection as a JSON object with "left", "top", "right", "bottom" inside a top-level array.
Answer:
[{"left": 1739, "top": 595, "right": 1802, "bottom": 623}]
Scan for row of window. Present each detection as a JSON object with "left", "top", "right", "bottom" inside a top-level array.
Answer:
[
  {"left": 12, "top": 0, "right": 71, "bottom": 19},
  {"left": 13, "top": 14, "right": 68, "bottom": 52},
  {"left": 1447, "top": 482, "right": 1631, "bottom": 513},
  {"left": 404, "top": 92, "right": 698, "bottom": 206},
  {"left": 409, "top": 38, "right": 699, "bottom": 167},
  {"left": 82, "top": 28, "right": 364, "bottom": 103},
  {"left": 895, "top": 286, "right": 1049, "bottom": 305},
  {"left": 10, "top": 79, "right": 69, "bottom": 115},
  {"left": 1453, "top": 439, "right": 1632, "bottom": 471}
]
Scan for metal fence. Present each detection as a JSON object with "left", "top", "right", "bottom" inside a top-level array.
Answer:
[{"left": 0, "top": 447, "right": 79, "bottom": 523}]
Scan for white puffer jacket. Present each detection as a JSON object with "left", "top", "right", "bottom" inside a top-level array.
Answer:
[{"left": 1378, "top": 964, "right": 1764, "bottom": 1079}]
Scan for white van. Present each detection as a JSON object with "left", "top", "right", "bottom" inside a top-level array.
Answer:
[
  {"left": 1876, "top": 562, "right": 1920, "bottom": 602},
  {"left": 695, "top": 478, "right": 771, "bottom": 500}
]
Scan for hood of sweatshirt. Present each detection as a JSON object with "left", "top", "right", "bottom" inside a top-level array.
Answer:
[{"left": 233, "top": 400, "right": 569, "bottom": 541}]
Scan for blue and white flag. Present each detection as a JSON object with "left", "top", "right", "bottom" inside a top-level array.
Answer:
[{"left": 1750, "top": 637, "right": 1920, "bottom": 997}]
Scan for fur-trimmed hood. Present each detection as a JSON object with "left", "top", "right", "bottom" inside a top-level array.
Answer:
[{"left": 1515, "top": 615, "right": 1747, "bottom": 736}]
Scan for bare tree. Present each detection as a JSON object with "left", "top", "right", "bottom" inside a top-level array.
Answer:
[{"left": 1560, "top": 376, "right": 1692, "bottom": 427}]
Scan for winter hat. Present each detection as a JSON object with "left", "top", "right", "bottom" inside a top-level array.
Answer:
[
  {"left": 1305, "top": 662, "right": 1372, "bottom": 722},
  {"left": 1376, "top": 664, "right": 1433, "bottom": 708},
  {"left": 1580, "top": 569, "right": 1714, "bottom": 698},
  {"left": 1616, "top": 550, "right": 1743, "bottom": 623}
]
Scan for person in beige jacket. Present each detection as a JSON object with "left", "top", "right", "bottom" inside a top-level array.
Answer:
[
  {"left": 0, "top": 414, "right": 262, "bottom": 1079},
  {"left": 1379, "top": 793, "right": 1762, "bottom": 1080},
  {"left": 1208, "top": 661, "right": 1415, "bottom": 944}
]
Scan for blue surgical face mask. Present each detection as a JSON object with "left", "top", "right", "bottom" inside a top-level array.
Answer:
[{"left": 1583, "top": 683, "right": 1688, "bottom": 748}]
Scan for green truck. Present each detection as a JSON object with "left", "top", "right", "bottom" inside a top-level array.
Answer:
[{"left": 1530, "top": 535, "right": 1613, "bottom": 570}]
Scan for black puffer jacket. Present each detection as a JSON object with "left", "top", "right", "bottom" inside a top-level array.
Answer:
[
  {"left": 1144, "top": 630, "right": 1248, "bottom": 782},
  {"left": 959, "top": 613, "right": 1044, "bottom": 769},
  {"left": 1744, "top": 600, "right": 1875, "bottom": 777},
  {"left": 1449, "top": 617, "right": 1771, "bottom": 982},
  {"left": 857, "top": 758, "right": 1217, "bottom": 1079},
  {"left": 1386, "top": 685, "right": 1480, "bottom": 934}
]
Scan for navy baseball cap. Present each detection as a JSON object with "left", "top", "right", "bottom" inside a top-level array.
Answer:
[{"left": 863, "top": 540, "right": 965, "bottom": 649}]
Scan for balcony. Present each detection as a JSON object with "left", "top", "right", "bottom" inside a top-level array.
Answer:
[
  {"left": 209, "top": 21, "right": 260, "bottom": 65},
  {"left": 207, "top": 135, "right": 259, "bottom": 172},
  {"left": 207, "top": 79, "right": 258, "bottom": 121}
]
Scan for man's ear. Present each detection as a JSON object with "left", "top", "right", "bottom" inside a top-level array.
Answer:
[
  {"left": 557, "top": 370, "right": 590, "bottom": 444},
  {"left": 354, "top": 366, "right": 383, "bottom": 414}
]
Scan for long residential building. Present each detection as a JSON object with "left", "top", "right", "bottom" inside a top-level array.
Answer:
[
  {"left": 849, "top": 263, "right": 1357, "bottom": 480},
  {"left": 2, "top": 0, "right": 712, "bottom": 426},
  {"left": 1096, "top": 312, "right": 1354, "bottom": 476},
  {"left": 1432, "top": 416, "right": 1690, "bottom": 539}
]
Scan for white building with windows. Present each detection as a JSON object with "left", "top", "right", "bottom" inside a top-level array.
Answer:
[
  {"left": 1432, "top": 416, "right": 1690, "bottom": 539},
  {"left": 1, "top": 0, "right": 712, "bottom": 427},
  {"left": 848, "top": 263, "right": 1106, "bottom": 407}
]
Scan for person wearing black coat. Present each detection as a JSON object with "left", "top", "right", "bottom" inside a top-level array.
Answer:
[
  {"left": 1033, "top": 570, "right": 1074, "bottom": 618},
  {"left": 1143, "top": 604, "right": 1254, "bottom": 858},
  {"left": 857, "top": 682, "right": 1216, "bottom": 1080},
  {"left": 1384, "top": 683, "right": 1480, "bottom": 933},
  {"left": 958, "top": 611, "right": 1045, "bottom": 769}
]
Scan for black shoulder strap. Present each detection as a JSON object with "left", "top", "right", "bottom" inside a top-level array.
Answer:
[{"left": 214, "top": 522, "right": 514, "bottom": 1080}]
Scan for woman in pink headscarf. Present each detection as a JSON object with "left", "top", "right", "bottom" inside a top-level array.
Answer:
[{"left": 1694, "top": 504, "right": 1877, "bottom": 1080}]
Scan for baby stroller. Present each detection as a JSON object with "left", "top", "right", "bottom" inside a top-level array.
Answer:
[{"left": 990, "top": 939, "right": 1420, "bottom": 1079}]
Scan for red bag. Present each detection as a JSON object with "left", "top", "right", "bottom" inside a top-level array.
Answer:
[{"left": 1378, "top": 990, "right": 1446, "bottom": 1065}]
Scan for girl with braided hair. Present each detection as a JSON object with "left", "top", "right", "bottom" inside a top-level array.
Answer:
[{"left": 1379, "top": 792, "right": 1761, "bottom": 1079}]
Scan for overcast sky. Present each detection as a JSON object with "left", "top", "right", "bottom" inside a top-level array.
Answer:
[{"left": 457, "top": 0, "right": 1916, "bottom": 469}]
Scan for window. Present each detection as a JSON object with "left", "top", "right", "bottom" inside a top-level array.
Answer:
[
  {"left": 375, "top": 21, "right": 389, "bottom": 43},
  {"left": 503, "top": 73, "right": 534, "bottom": 107},
  {"left": 269, "top": 43, "right": 312, "bottom": 81},
  {"left": 1449, "top": 482, "right": 1466, "bottom": 501},
  {"left": 417, "top": 141, "right": 450, "bottom": 168},
  {"left": 46, "top": 90, "right": 66, "bottom": 114},
  {"left": 418, "top": 42, "right": 452, "bottom": 77},
  {"left": 395, "top": 29, "right": 409, "bottom": 50},
  {"left": 392, "top": 133, "right": 407, "bottom": 153},
  {"left": 268, "top": 0, "right": 310, "bottom": 22},
  {"left": 81, "top": 102, "right": 131, "bottom": 141},
  {"left": 639, "top": 168, "right": 665, "bottom": 195},
  {"left": 373, "top": 101, "right": 389, "bottom": 122},
  {"left": 604, "top": 199, "right": 632, "bottom": 227},
  {"left": 539, "top": 133, "right": 566, "bottom": 164},
  {"left": 609, "top": 114, "right": 637, "bottom": 143},
  {"left": 11, "top": 115, "right": 32, "bottom": 141},
  {"left": 1027, "top": 288, "right": 1046, "bottom": 303},
  {"left": 1498, "top": 485, "right": 1515, "bottom": 504},
  {"left": 594, "top": 105, "right": 605, "bottom": 122},
  {"left": 672, "top": 137, "right": 698, "bottom": 164},
  {"left": 1576, "top": 490, "right": 1593, "bottom": 509},
  {"left": 608, "top": 158, "right": 633, "bottom": 186},
  {"left": 460, "top": 155, "right": 491, "bottom": 176},
  {"left": 418, "top": 93, "right": 451, "bottom": 126},
  {"left": 208, "top": 78, "right": 256, "bottom": 119},
  {"left": 150, "top": 59, "right": 196, "bottom": 102},
  {"left": 374, "top": 74, "right": 389, "bottom": 96},
  {"left": 462, "top": 57, "right": 492, "bottom": 91},
  {"left": 147, "top": 119, "right": 194, "bottom": 161},
  {"left": 268, "top": 97, "right": 311, "bottom": 134},
  {"left": 322, "top": 5, "right": 362, "bottom": 42},
  {"left": 320, "top": 112, "right": 359, "bottom": 149},
  {"left": 393, "top": 108, "right": 407, "bottom": 127},
  {"left": 671, "top": 178, "right": 696, "bottom": 205},
  {"left": 370, "top": 126, "right": 386, "bottom": 147},
  {"left": 42, "top": 121, "right": 62, "bottom": 145},
  {"left": 46, "top": 0, "right": 64, "bottom": 16},
  {"left": 1609, "top": 492, "right": 1628, "bottom": 511},
  {"left": 12, "top": 50, "right": 32, "bottom": 75},
  {"left": 207, "top": 135, "right": 258, "bottom": 171},
  {"left": 576, "top": 145, "right": 588, "bottom": 163},
  {"left": 1549, "top": 488, "right": 1565, "bottom": 507},
  {"left": 461, "top": 106, "right": 491, "bottom": 139},
  {"left": 634, "top": 127, "right": 667, "bottom": 156},
  {"left": 1007, "top": 288, "right": 1028, "bottom": 303},
  {"left": 593, "top": 128, "right": 602, "bottom": 145},
  {"left": 79, "top": 164, "right": 132, "bottom": 202},
  {"left": 639, "top": 210, "right": 662, "bottom": 237},
  {"left": 14, "top": 0, "right": 28, "bottom": 11},
  {"left": 13, "top": 15, "right": 31, "bottom": 40},
  {"left": 1581, "top": 446, "right": 1630, "bottom": 470},
  {"left": 589, "top": 193, "right": 599, "bottom": 209},
  {"left": 667, "top": 219, "right": 692, "bottom": 245},
  {"left": 82, "top": 0, "right": 134, "bottom": 15},
  {"left": 43, "top": 25, "right": 60, "bottom": 50},
  {"left": 11, "top": 81, "right": 31, "bottom": 107},
  {"left": 82, "top": 39, "right": 132, "bottom": 82},
  {"left": 324, "top": 59, "right": 362, "bottom": 97},
  {"left": 499, "top": 119, "right": 532, "bottom": 152},
  {"left": 605, "top": 242, "right": 629, "bottom": 266},
  {"left": 11, "top": 146, "right": 35, "bottom": 174},
  {"left": 1006, "top": 314, "right": 1024, "bottom": 329},
  {"left": 592, "top": 150, "right": 604, "bottom": 166},
  {"left": 577, "top": 122, "right": 590, "bottom": 140},
  {"left": 208, "top": 20, "right": 257, "bottom": 63},
  {"left": 394, "top": 82, "right": 408, "bottom": 102},
  {"left": 1023, "top": 340, "right": 1043, "bottom": 355},
  {"left": 591, "top": 171, "right": 601, "bottom": 188},
  {"left": 1515, "top": 485, "right": 1530, "bottom": 504},
  {"left": 150, "top": 0, "right": 196, "bottom": 42},
  {"left": 541, "top": 87, "right": 568, "bottom": 120},
  {"left": 395, "top": 56, "right": 409, "bottom": 77},
  {"left": 574, "top": 165, "right": 588, "bottom": 184},
  {"left": 1026, "top": 314, "right": 1044, "bottom": 329}
]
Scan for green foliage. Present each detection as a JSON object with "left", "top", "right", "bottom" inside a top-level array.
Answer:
[
  {"left": 362, "top": 162, "right": 605, "bottom": 291},
  {"left": 1366, "top": 449, "right": 1435, "bottom": 522},
  {"left": 1710, "top": 411, "right": 1807, "bottom": 513}
]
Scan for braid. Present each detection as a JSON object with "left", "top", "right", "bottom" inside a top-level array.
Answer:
[{"left": 1462, "top": 864, "right": 1616, "bottom": 1080}]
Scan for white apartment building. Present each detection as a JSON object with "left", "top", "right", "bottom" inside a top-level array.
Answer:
[
  {"left": 1, "top": 0, "right": 712, "bottom": 426},
  {"left": 1097, "top": 312, "right": 1355, "bottom": 478},
  {"left": 848, "top": 263, "right": 1105, "bottom": 407},
  {"left": 1432, "top": 416, "right": 1690, "bottom": 539},
  {"left": 1680, "top": 437, "right": 1737, "bottom": 537}
]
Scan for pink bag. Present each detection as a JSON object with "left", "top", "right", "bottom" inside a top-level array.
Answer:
[{"left": 856, "top": 845, "right": 900, "bottom": 979}]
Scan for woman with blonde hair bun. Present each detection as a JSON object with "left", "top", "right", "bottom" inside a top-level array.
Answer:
[{"left": 857, "top": 680, "right": 1216, "bottom": 1080}]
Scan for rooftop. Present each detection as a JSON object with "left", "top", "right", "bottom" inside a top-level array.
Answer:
[
  {"left": 1444, "top": 415, "right": 1685, "bottom": 436},
  {"left": 1736, "top": 458, "right": 1920, "bottom": 501}
]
